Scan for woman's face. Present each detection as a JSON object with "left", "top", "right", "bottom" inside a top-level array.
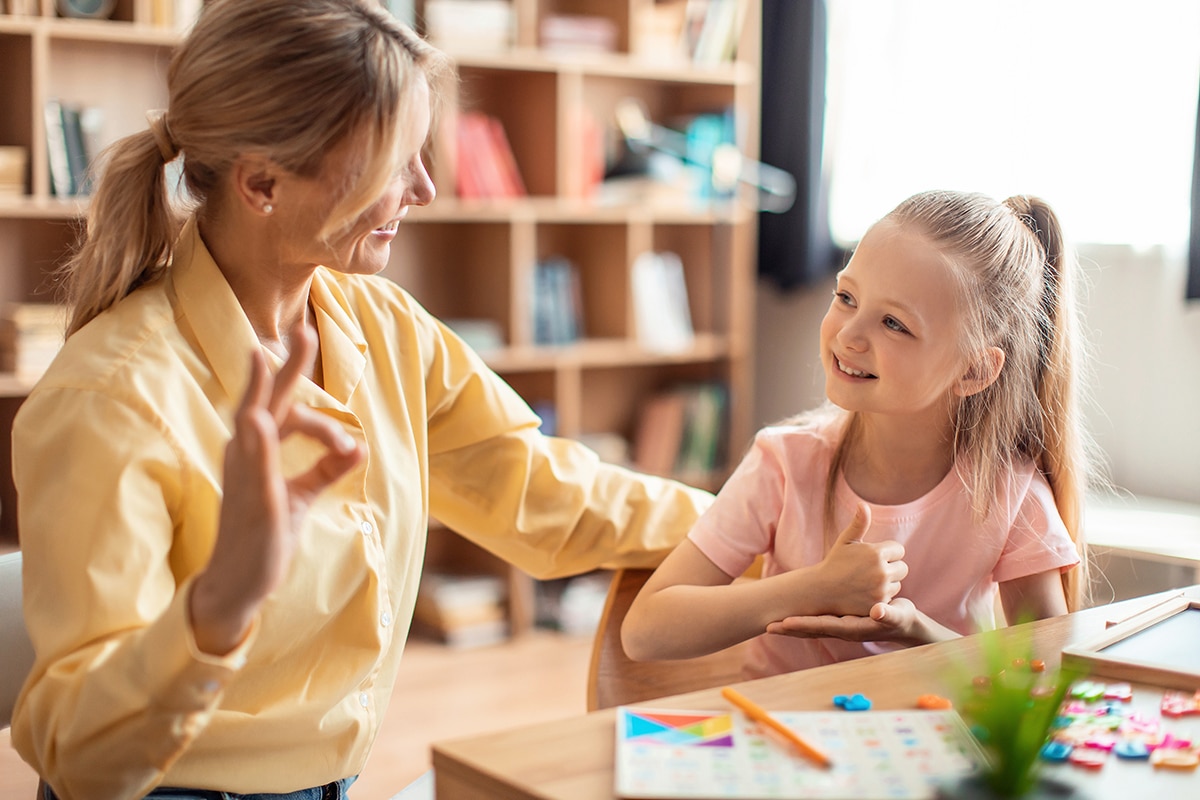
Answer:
[{"left": 277, "top": 76, "right": 435, "bottom": 276}]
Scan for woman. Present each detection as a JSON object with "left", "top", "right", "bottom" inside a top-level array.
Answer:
[{"left": 11, "top": 2, "right": 711, "bottom": 798}]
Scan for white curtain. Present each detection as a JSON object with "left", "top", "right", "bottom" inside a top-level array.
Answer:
[{"left": 824, "top": 0, "right": 1200, "bottom": 249}]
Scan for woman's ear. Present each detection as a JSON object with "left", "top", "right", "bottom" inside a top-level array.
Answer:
[
  {"left": 955, "top": 346, "right": 1005, "bottom": 397},
  {"left": 230, "top": 153, "right": 278, "bottom": 216}
]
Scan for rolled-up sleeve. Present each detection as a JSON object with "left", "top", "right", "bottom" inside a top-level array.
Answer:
[{"left": 421, "top": 318, "right": 712, "bottom": 579}]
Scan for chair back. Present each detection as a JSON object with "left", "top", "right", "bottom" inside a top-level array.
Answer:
[
  {"left": 587, "top": 567, "right": 753, "bottom": 711},
  {"left": 1, "top": 550, "right": 35, "bottom": 729}
]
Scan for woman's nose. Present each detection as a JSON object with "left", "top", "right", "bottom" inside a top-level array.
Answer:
[{"left": 406, "top": 158, "right": 436, "bottom": 207}]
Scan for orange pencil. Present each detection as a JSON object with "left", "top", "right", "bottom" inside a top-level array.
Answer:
[{"left": 721, "top": 686, "right": 833, "bottom": 769}]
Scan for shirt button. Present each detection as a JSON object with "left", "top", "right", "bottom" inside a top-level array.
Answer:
[
  {"left": 380, "top": 611, "right": 392, "bottom": 628},
  {"left": 360, "top": 520, "right": 374, "bottom": 536},
  {"left": 359, "top": 692, "right": 370, "bottom": 708}
]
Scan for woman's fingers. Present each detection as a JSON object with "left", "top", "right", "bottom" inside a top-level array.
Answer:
[
  {"left": 279, "top": 404, "right": 364, "bottom": 501},
  {"left": 267, "top": 321, "right": 318, "bottom": 424}
]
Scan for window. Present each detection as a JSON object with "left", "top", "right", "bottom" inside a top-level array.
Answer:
[{"left": 824, "top": 0, "right": 1200, "bottom": 249}]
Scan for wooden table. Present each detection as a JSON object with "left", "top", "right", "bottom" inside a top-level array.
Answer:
[{"left": 431, "top": 587, "right": 1200, "bottom": 799}]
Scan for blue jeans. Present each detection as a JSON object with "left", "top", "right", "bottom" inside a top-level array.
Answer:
[{"left": 43, "top": 776, "right": 357, "bottom": 800}]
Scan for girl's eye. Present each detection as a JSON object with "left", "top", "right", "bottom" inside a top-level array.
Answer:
[
  {"left": 883, "top": 316, "right": 909, "bottom": 334},
  {"left": 833, "top": 290, "right": 855, "bottom": 308}
]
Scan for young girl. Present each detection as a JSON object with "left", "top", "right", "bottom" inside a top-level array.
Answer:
[{"left": 622, "top": 190, "right": 1091, "bottom": 679}]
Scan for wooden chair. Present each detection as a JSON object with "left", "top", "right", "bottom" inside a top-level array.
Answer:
[{"left": 587, "top": 567, "right": 755, "bottom": 711}]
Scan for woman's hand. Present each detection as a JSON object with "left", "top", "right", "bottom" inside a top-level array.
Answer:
[
  {"left": 190, "top": 323, "right": 364, "bottom": 655},
  {"left": 765, "top": 598, "right": 958, "bottom": 646},
  {"left": 812, "top": 504, "right": 908, "bottom": 616}
]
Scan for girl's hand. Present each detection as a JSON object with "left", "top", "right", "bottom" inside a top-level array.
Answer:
[
  {"left": 814, "top": 504, "right": 908, "bottom": 616},
  {"left": 190, "top": 322, "right": 365, "bottom": 655},
  {"left": 765, "top": 598, "right": 958, "bottom": 646}
]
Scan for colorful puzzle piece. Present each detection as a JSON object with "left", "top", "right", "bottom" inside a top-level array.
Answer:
[
  {"left": 832, "top": 693, "right": 872, "bottom": 711},
  {"left": 1161, "top": 691, "right": 1200, "bottom": 717},
  {"left": 1040, "top": 741, "right": 1073, "bottom": 762},
  {"left": 1150, "top": 746, "right": 1199, "bottom": 771},
  {"left": 916, "top": 694, "right": 953, "bottom": 710},
  {"left": 1114, "top": 740, "right": 1150, "bottom": 760},
  {"left": 1068, "top": 745, "right": 1108, "bottom": 769}
]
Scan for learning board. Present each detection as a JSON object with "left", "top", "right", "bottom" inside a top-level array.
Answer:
[
  {"left": 1062, "top": 598, "right": 1200, "bottom": 691},
  {"left": 614, "top": 706, "right": 984, "bottom": 799}
]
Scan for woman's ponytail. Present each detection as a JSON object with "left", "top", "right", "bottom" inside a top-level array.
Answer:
[{"left": 59, "top": 123, "right": 183, "bottom": 337}]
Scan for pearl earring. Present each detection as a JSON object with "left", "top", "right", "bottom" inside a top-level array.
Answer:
[{"left": 263, "top": 204, "right": 274, "bottom": 214}]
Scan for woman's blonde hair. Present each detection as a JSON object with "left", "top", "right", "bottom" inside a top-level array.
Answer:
[
  {"left": 60, "top": 0, "right": 452, "bottom": 336},
  {"left": 804, "top": 190, "right": 1093, "bottom": 610}
]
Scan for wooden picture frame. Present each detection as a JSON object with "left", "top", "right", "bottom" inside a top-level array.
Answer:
[{"left": 1062, "top": 596, "right": 1200, "bottom": 690}]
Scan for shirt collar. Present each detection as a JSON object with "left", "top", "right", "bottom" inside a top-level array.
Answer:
[{"left": 168, "top": 217, "right": 367, "bottom": 407}]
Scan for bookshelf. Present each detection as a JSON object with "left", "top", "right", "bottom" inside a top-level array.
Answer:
[{"left": 0, "top": 0, "right": 762, "bottom": 638}]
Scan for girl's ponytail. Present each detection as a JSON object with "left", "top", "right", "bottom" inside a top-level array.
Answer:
[{"left": 1004, "top": 195, "right": 1089, "bottom": 610}]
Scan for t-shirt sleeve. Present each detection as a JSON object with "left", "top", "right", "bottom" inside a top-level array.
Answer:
[
  {"left": 992, "top": 470, "right": 1081, "bottom": 583},
  {"left": 688, "top": 432, "right": 785, "bottom": 578}
]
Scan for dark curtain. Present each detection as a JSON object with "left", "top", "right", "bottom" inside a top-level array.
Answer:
[
  {"left": 757, "top": 0, "right": 840, "bottom": 291},
  {"left": 1189, "top": 80, "right": 1200, "bottom": 300}
]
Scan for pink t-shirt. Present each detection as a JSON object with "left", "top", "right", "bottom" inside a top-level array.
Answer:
[{"left": 688, "top": 422, "right": 1080, "bottom": 679}]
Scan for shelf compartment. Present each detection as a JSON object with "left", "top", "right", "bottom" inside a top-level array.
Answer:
[
  {"left": 536, "top": 221, "right": 628, "bottom": 340},
  {"left": 0, "top": 33, "right": 34, "bottom": 168},
  {"left": 0, "top": 216, "right": 75, "bottom": 305},
  {"left": 454, "top": 66, "right": 558, "bottom": 198},
  {"left": 386, "top": 220, "right": 517, "bottom": 346}
]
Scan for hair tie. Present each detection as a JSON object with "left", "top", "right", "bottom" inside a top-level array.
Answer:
[{"left": 147, "top": 109, "right": 180, "bottom": 163}]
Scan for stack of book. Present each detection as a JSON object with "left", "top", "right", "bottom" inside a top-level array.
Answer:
[
  {"left": 681, "top": 0, "right": 749, "bottom": 66},
  {"left": 424, "top": 0, "right": 513, "bottom": 53},
  {"left": 0, "top": 303, "right": 67, "bottom": 381},
  {"left": 454, "top": 111, "right": 526, "bottom": 200},
  {"left": 632, "top": 382, "right": 727, "bottom": 482},
  {"left": 412, "top": 571, "right": 509, "bottom": 649},
  {"left": 539, "top": 14, "right": 618, "bottom": 54},
  {"left": 531, "top": 256, "right": 583, "bottom": 346},
  {"left": 44, "top": 99, "right": 100, "bottom": 198}
]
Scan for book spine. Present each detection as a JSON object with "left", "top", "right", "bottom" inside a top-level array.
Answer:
[
  {"left": 61, "top": 105, "right": 90, "bottom": 196},
  {"left": 43, "top": 99, "right": 74, "bottom": 197}
]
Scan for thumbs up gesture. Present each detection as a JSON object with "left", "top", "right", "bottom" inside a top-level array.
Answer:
[{"left": 815, "top": 504, "right": 908, "bottom": 617}]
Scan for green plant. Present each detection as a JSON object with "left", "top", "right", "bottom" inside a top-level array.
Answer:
[{"left": 953, "top": 625, "right": 1084, "bottom": 797}]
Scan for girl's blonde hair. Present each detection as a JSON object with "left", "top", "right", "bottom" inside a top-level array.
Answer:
[
  {"left": 60, "top": 0, "right": 452, "bottom": 336},
  {"left": 805, "top": 190, "right": 1092, "bottom": 610}
]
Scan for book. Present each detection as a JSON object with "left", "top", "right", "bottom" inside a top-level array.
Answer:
[
  {"left": 631, "top": 251, "right": 693, "bottom": 353},
  {"left": 455, "top": 111, "right": 526, "bottom": 200},
  {"left": 0, "top": 303, "right": 67, "bottom": 380},
  {"left": 44, "top": 99, "right": 73, "bottom": 197},
  {"left": 412, "top": 571, "right": 509, "bottom": 649},
  {"left": 633, "top": 383, "right": 727, "bottom": 479},
  {"left": 632, "top": 390, "right": 690, "bottom": 476},
  {"left": 615, "top": 706, "right": 985, "bottom": 799},
  {"left": 483, "top": 114, "right": 526, "bottom": 197},
  {"left": 675, "top": 382, "right": 727, "bottom": 477},
  {"left": 539, "top": 14, "right": 618, "bottom": 54},
  {"left": 383, "top": 0, "right": 416, "bottom": 27},
  {"left": 682, "top": 0, "right": 748, "bottom": 66},
  {"left": 532, "top": 257, "right": 583, "bottom": 346},
  {"left": 61, "top": 104, "right": 90, "bottom": 196},
  {"left": 424, "top": 0, "right": 513, "bottom": 53}
]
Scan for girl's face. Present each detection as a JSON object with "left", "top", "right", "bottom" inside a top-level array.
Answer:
[
  {"left": 819, "top": 219, "right": 972, "bottom": 426},
  {"left": 278, "top": 76, "right": 435, "bottom": 276}
]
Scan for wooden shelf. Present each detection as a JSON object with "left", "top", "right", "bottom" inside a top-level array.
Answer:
[{"left": 0, "top": 0, "right": 763, "bottom": 638}]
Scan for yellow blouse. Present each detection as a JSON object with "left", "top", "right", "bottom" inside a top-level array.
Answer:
[{"left": 12, "top": 219, "right": 711, "bottom": 799}]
